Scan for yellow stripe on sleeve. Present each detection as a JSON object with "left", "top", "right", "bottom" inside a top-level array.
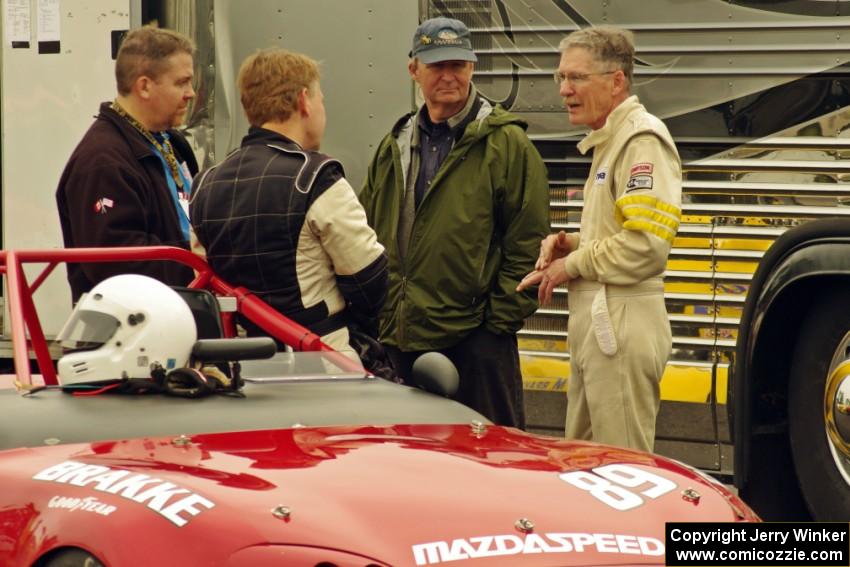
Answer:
[
  {"left": 616, "top": 194, "right": 682, "bottom": 242},
  {"left": 617, "top": 194, "right": 682, "bottom": 217},
  {"left": 623, "top": 219, "right": 676, "bottom": 242}
]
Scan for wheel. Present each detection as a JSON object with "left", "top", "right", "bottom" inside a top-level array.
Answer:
[
  {"left": 40, "top": 549, "right": 104, "bottom": 567},
  {"left": 789, "top": 287, "right": 850, "bottom": 519}
]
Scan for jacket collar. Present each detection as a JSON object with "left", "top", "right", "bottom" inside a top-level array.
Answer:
[
  {"left": 242, "top": 126, "right": 302, "bottom": 150},
  {"left": 98, "top": 102, "right": 158, "bottom": 161},
  {"left": 577, "top": 95, "right": 643, "bottom": 155},
  {"left": 417, "top": 84, "right": 480, "bottom": 129},
  {"left": 395, "top": 86, "right": 500, "bottom": 145}
]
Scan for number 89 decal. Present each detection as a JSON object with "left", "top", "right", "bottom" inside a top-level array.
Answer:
[{"left": 559, "top": 464, "right": 676, "bottom": 511}]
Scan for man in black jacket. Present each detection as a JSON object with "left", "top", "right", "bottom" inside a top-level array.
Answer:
[
  {"left": 56, "top": 25, "right": 198, "bottom": 302},
  {"left": 191, "top": 48, "right": 388, "bottom": 355}
]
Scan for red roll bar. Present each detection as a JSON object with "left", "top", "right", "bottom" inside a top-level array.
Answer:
[{"left": 0, "top": 246, "right": 361, "bottom": 385}]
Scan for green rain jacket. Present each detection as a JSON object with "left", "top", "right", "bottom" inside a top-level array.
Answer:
[{"left": 360, "top": 99, "right": 550, "bottom": 351}]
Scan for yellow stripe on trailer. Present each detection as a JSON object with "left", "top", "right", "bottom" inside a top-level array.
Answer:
[
  {"left": 520, "top": 353, "right": 726, "bottom": 404},
  {"left": 521, "top": 353, "right": 570, "bottom": 391}
]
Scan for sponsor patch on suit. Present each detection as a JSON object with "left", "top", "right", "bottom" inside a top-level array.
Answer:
[
  {"left": 594, "top": 166, "right": 609, "bottom": 184},
  {"left": 630, "top": 162, "right": 653, "bottom": 176},
  {"left": 626, "top": 175, "right": 653, "bottom": 192}
]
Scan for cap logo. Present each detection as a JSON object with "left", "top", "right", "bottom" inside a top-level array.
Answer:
[
  {"left": 410, "top": 18, "right": 477, "bottom": 64},
  {"left": 433, "top": 27, "right": 463, "bottom": 47}
]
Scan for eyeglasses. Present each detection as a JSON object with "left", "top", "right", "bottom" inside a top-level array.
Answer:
[{"left": 553, "top": 70, "right": 616, "bottom": 85}]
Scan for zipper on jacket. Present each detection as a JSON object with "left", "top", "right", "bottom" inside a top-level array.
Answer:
[
  {"left": 397, "top": 139, "right": 470, "bottom": 349},
  {"left": 393, "top": 117, "right": 480, "bottom": 349},
  {"left": 398, "top": 276, "right": 407, "bottom": 345}
]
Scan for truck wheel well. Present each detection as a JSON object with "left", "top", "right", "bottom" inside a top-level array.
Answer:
[{"left": 744, "top": 275, "right": 850, "bottom": 519}]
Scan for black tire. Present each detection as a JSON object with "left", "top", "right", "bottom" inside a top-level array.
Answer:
[
  {"left": 788, "top": 287, "right": 850, "bottom": 520},
  {"left": 40, "top": 549, "right": 104, "bottom": 567}
]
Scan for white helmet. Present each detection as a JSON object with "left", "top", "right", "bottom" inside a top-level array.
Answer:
[{"left": 57, "top": 274, "right": 197, "bottom": 385}]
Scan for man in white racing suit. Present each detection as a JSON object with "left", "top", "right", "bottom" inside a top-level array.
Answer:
[{"left": 518, "top": 26, "right": 682, "bottom": 452}]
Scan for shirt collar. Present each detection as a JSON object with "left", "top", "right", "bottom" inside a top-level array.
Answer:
[
  {"left": 243, "top": 126, "right": 301, "bottom": 149},
  {"left": 577, "top": 95, "right": 641, "bottom": 155},
  {"left": 417, "top": 83, "right": 480, "bottom": 135}
]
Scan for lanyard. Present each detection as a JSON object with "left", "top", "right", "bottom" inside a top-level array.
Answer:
[{"left": 111, "top": 100, "right": 185, "bottom": 191}]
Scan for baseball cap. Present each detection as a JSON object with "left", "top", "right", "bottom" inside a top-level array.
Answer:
[{"left": 409, "top": 17, "right": 478, "bottom": 64}]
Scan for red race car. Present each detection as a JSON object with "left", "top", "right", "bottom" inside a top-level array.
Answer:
[{"left": 0, "top": 247, "right": 757, "bottom": 567}]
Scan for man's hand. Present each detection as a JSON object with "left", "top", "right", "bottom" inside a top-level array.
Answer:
[
  {"left": 516, "top": 258, "right": 571, "bottom": 306},
  {"left": 536, "top": 230, "right": 572, "bottom": 270}
]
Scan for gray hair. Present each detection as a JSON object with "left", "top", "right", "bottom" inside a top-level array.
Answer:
[{"left": 558, "top": 26, "right": 635, "bottom": 88}]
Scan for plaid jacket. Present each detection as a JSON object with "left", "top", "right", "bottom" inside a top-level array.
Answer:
[{"left": 190, "top": 128, "right": 387, "bottom": 349}]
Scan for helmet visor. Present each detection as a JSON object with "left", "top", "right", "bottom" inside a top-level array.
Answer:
[{"left": 56, "top": 309, "right": 121, "bottom": 351}]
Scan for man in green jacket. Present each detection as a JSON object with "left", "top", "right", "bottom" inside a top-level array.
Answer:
[{"left": 359, "top": 17, "right": 550, "bottom": 428}]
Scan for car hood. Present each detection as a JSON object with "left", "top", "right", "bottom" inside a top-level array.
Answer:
[{"left": 4, "top": 424, "right": 755, "bottom": 566}]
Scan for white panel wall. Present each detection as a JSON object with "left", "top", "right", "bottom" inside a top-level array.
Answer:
[
  {"left": 213, "top": 0, "right": 418, "bottom": 189},
  {"left": 2, "top": 0, "right": 130, "bottom": 333}
]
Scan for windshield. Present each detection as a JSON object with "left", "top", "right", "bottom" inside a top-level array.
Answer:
[
  {"left": 241, "top": 351, "right": 367, "bottom": 383},
  {"left": 56, "top": 309, "right": 121, "bottom": 351}
]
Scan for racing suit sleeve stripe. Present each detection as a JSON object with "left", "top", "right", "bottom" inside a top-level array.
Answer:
[
  {"left": 622, "top": 219, "right": 676, "bottom": 243},
  {"left": 617, "top": 194, "right": 682, "bottom": 217},
  {"left": 563, "top": 132, "right": 682, "bottom": 284},
  {"left": 620, "top": 205, "right": 681, "bottom": 231},
  {"left": 616, "top": 195, "right": 681, "bottom": 243}
]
